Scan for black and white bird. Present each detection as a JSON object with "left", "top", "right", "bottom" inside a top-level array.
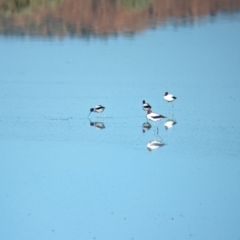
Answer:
[
  {"left": 142, "top": 100, "right": 152, "bottom": 111},
  {"left": 88, "top": 105, "right": 105, "bottom": 116},
  {"left": 147, "top": 110, "right": 166, "bottom": 122},
  {"left": 164, "top": 92, "right": 177, "bottom": 103},
  {"left": 147, "top": 140, "right": 165, "bottom": 151}
]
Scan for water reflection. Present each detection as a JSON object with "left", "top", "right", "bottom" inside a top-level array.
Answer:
[
  {"left": 142, "top": 122, "right": 152, "bottom": 133},
  {"left": 164, "top": 118, "right": 177, "bottom": 130},
  {"left": 88, "top": 119, "right": 106, "bottom": 130},
  {"left": 147, "top": 139, "right": 165, "bottom": 151},
  {"left": 143, "top": 110, "right": 177, "bottom": 150},
  {"left": 1, "top": 0, "right": 239, "bottom": 37}
]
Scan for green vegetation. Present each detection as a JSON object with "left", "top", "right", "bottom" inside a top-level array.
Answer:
[
  {"left": 0, "top": 0, "right": 62, "bottom": 15},
  {"left": 0, "top": 0, "right": 153, "bottom": 15},
  {"left": 118, "top": 0, "right": 154, "bottom": 11}
]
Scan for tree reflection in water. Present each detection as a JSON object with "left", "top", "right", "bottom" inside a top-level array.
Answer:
[{"left": 1, "top": 0, "right": 239, "bottom": 37}]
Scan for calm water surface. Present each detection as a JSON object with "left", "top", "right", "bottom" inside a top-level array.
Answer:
[{"left": 1, "top": 7, "right": 240, "bottom": 240}]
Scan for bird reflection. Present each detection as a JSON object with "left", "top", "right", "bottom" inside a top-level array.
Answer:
[
  {"left": 147, "top": 140, "right": 165, "bottom": 151},
  {"left": 164, "top": 118, "right": 177, "bottom": 130},
  {"left": 142, "top": 122, "right": 152, "bottom": 133},
  {"left": 88, "top": 119, "right": 105, "bottom": 130}
]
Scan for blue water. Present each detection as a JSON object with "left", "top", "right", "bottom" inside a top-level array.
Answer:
[{"left": 1, "top": 16, "right": 240, "bottom": 240}]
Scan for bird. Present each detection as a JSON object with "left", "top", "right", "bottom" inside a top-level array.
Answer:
[
  {"left": 164, "top": 118, "right": 177, "bottom": 130},
  {"left": 147, "top": 140, "right": 165, "bottom": 151},
  {"left": 142, "top": 100, "right": 152, "bottom": 111},
  {"left": 164, "top": 92, "right": 177, "bottom": 103},
  {"left": 88, "top": 105, "right": 105, "bottom": 116},
  {"left": 147, "top": 110, "right": 166, "bottom": 122}
]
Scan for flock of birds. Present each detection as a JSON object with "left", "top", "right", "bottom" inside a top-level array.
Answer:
[
  {"left": 88, "top": 92, "right": 177, "bottom": 119},
  {"left": 143, "top": 91, "right": 176, "bottom": 122},
  {"left": 88, "top": 91, "right": 177, "bottom": 151}
]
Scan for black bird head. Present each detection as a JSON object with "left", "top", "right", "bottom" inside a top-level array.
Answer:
[{"left": 88, "top": 108, "right": 94, "bottom": 116}]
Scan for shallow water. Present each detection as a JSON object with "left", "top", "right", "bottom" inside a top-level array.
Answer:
[{"left": 1, "top": 9, "right": 240, "bottom": 240}]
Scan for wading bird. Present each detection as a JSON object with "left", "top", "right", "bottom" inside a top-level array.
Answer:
[
  {"left": 147, "top": 110, "right": 166, "bottom": 122},
  {"left": 142, "top": 100, "right": 152, "bottom": 111},
  {"left": 164, "top": 92, "right": 177, "bottom": 103},
  {"left": 88, "top": 105, "right": 105, "bottom": 116}
]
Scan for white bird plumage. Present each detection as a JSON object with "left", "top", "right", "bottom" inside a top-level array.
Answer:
[
  {"left": 147, "top": 110, "right": 166, "bottom": 122},
  {"left": 164, "top": 92, "right": 177, "bottom": 103},
  {"left": 142, "top": 100, "right": 152, "bottom": 111},
  {"left": 88, "top": 105, "right": 105, "bottom": 116}
]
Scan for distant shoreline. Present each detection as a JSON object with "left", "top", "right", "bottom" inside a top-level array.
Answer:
[{"left": 1, "top": 0, "right": 240, "bottom": 37}]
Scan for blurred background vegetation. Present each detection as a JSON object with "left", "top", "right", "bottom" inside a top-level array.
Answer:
[
  {"left": 118, "top": 0, "right": 154, "bottom": 11},
  {"left": 1, "top": 0, "right": 239, "bottom": 37},
  {"left": 0, "top": 0, "right": 155, "bottom": 15},
  {"left": 0, "top": 0, "right": 62, "bottom": 15}
]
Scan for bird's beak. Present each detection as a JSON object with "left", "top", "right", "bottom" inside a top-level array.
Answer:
[{"left": 88, "top": 112, "right": 91, "bottom": 116}]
